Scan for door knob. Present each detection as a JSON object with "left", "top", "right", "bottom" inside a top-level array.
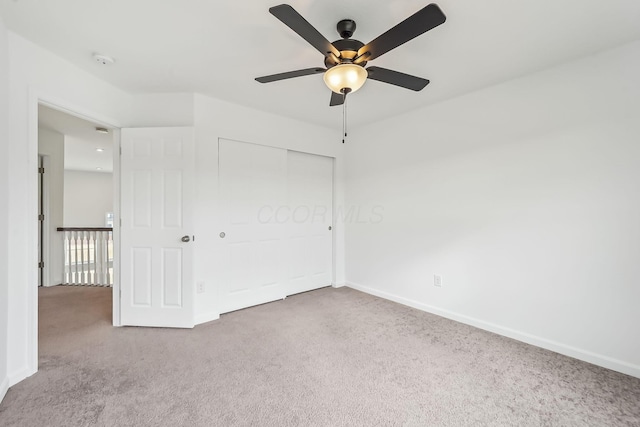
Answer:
[
  {"left": 219, "top": 232, "right": 226, "bottom": 239},
  {"left": 181, "top": 235, "right": 191, "bottom": 243}
]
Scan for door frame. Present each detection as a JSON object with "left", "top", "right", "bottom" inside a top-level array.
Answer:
[
  {"left": 26, "top": 89, "right": 123, "bottom": 376},
  {"left": 38, "top": 154, "right": 50, "bottom": 287}
]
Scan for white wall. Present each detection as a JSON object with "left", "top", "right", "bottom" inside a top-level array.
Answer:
[
  {"left": 345, "top": 41, "right": 640, "bottom": 377},
  {"left": 63, "top": 170, "right": 113, "bottom": 227},
  {"left": 130, "top": 93, "right": 194, "bottom": 127},
  {"left": 6, "top": 32, "right": 132, "bottom": 386},
  {"left": 0, "top": 16, "right": 11, "bottom": 402},
  {"left": 193, "top": 94, "right": 345, "bottom": 324},
  {"left": 38, "top": 128, "right": 64, "bottom": 286}
]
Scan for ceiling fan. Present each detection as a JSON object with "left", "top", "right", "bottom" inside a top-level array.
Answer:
[{"left": 255, "top": 3, "right": 447, "bottom": 106}]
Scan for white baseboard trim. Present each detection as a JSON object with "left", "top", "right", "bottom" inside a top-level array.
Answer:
[
  {"left": 332, "top": 282, "right": 346, "bottom": 288},
  {"left": 346, "top": 281, "right": 640, "bottom": 379},
  {"left": 0, "top": 375, "right": 8, "bottom": 403},
  {"left": 8, "top": 366, "right": 35, "bottom": 387},
  {"left": 195, "top": 311, "right": 220, "bottom": 326}
]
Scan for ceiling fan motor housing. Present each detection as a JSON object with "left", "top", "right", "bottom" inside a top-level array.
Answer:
[{"left": 324, "top": 38, "right": 366, "bottom": 68}]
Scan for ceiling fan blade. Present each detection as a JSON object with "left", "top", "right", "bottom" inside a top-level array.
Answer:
[
  {"left": 356, "top": 4, "right": 446, "bottom": 62},
  {"left": 270, "top": 4, "right": 340, "bottom": 59},
  {"left": 256, "top": 67, "right": 325, "bottom": 83},
  {"left": 366, "top": 67, "right": 430, "bottom": 91},
  {"left": 329, "top": 91, "right": 345, "bottom": 107}
]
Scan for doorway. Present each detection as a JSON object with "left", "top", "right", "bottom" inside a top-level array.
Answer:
[
  {"left": 38, "top": 104, "right": 116, "bottom": 288},
  {"left": 36, "top": 103, "right": 119, "bottom": 359}
]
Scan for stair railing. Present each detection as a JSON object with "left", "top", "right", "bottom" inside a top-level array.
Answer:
[{"left": 57, "top": 227, "right": 113, "bottom": 287}]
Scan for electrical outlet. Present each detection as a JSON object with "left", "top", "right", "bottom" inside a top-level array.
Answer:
[
  {"left": 197, "top": 281, "right": 205, "bottom": 294},
  {"left": 434, "top": 275, "right": 443, "bottom": 288}
]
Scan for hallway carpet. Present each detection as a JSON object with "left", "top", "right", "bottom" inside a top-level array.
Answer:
[{"left": 1, "top": 285, "right": 639, "bottom": 426}]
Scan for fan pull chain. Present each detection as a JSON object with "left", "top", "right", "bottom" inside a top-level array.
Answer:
[{"left": 342, "top": 91, "right": 348, "bottom": 143}]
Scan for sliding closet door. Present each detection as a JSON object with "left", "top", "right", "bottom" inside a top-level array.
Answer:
[
  {"left": 218, "top": 139, "right": 288, "bottom": 313},
  {"left": 286, "top": 151, "right": 333, "bottom": 295},
  {"left": 218, "top": 139, "right": 334, "bottom": 313}
]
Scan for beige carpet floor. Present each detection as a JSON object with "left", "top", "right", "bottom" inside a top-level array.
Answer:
[{"left": 0, "top": 285, "right": 639, "bottom": 426}]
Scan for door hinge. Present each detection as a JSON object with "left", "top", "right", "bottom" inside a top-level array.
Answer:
[
  {"left": 38, "top": 167, "right": 45, "bottom": 174},
  {"left": 38, "top": 261, "right": 44, "bottom": 268},
  {"left": 119, "top": 146, "right": 122, "bottom": 155},
  {"left": 38, "top": 214, "right": 44, "bottom": 221}
]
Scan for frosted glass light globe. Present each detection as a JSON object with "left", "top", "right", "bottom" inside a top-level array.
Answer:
[{"left": 323, "top": 63, "right": 368, "bottom": 94}]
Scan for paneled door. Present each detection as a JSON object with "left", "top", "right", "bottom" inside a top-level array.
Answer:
[
  {"left": 120, "top": 127, "right": 195, "bottom": 328},
  {"left": 286, "top": 151, "right": 333, "bottom": 295},
  {"left": 219, "top": 139, "right": 333, "bottom": 314}
]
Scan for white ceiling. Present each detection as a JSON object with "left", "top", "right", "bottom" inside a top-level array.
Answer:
[
  {"left": 4, "top": 1, "right": 640, "bottom": 129},
  {"left": 38, "top": 105, "right": 114, "bottom": 173}
]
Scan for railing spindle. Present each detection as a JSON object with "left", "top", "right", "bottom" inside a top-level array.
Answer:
[
  {"left": 96, "top": 231, "right": 102, "bottom": 286},
  {"left": 106, "top": 231, "right": 112, "bottom": 286},
  {"left": 72, "top": 231, "right": 76, "bottom": 284},
  {"left": 100, "top": 230, "right": 104, "bottom": 287},
  {"left": 89, "top": 231, "right": 94, "bottom": 285},
  {"left": 63, "top": 231, "right": 69, "bottom": 284},
  {"left": 79, "top": 231, "right": 83, "bottom": 284},
  {"left": 85, "top": 231, "right": 90, "bottom": 285},
  {"left": 73, "top": 231, "right": 78, "bottom": 285}
]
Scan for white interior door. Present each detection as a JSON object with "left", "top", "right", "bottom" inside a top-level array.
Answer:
[
  {"left": 120, "top": 127, "right": 195, "bottom": 328},
  {"left": 286, "top": 151, "right": 333, "bottom": 295},
  {"left": 219, "top": 139, "right": 333, "bottom": 314},
  {"left": 219, "top": 139, "right": 288, "bottom": 313}
]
